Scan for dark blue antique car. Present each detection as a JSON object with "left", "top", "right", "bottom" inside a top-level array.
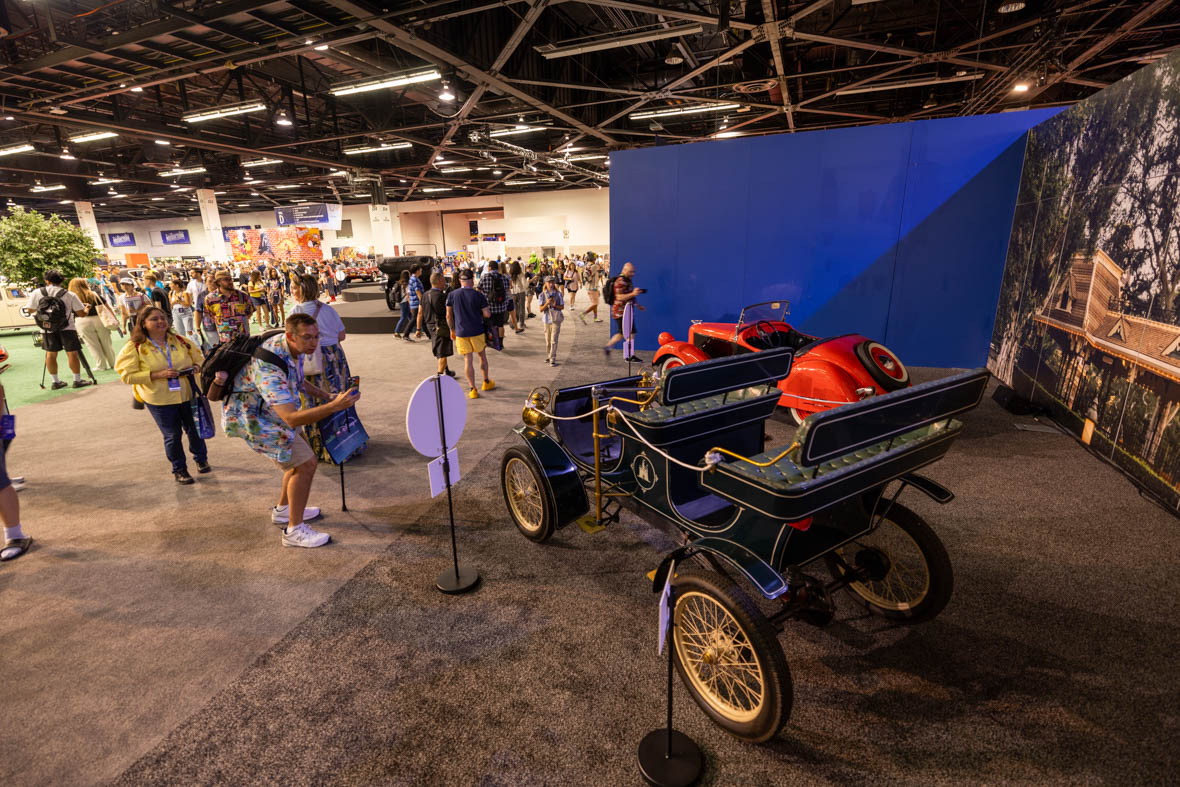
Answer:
[{"left": 500, "top": 349, "right": 989, "bottom": 742}]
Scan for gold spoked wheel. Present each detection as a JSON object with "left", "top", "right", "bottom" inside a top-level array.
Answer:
[
  {"left": 670, "top": 570, "right": 791, "bottom": 742},
  {"left": 675, "top": 591, "right": 765, "bottom": 723},
  {"left": 831, "top": 502, "right": 954, "bottom": 623},
  {"left": 500, "top": 448, "right": 556, "bottom": 542}
]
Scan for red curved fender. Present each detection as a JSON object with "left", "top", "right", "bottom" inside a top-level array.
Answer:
[
  {"left": 652, "top": 340, "right": 710, "bottom": 367},
  {"left": 777, "top": 357, "right": 863, "bottom": 413}
]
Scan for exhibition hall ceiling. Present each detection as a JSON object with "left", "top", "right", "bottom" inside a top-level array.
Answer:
[{"left": 0, "top": 0, "right": 1176, "bottom": 221}]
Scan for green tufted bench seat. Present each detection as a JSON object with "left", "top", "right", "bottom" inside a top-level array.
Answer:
[{"left": 627, "top": 384, "right": 777, "bottom": 425}]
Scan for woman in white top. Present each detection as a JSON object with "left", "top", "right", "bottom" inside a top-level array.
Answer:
[{"left": 290, "top": 275, "right": 366, "bottom": 463}]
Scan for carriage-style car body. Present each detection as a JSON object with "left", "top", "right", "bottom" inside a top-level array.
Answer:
[
  {"left": 651, "top": 301, "right": 912, "bottom": 424},
  {"left": 500, "top": 349, "right": 989, "bottom": 742}
]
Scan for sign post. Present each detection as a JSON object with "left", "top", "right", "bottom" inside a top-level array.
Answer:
[{"left": 406, "top": 374, "right": 480, "bottom": 595}]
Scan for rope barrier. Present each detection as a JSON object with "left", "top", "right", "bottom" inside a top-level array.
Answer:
[
  {"left": 606, "top": 408, "right": 722, "bottom": 473},
  {"left": 525, "top": 402, "right": 611, "bottom": 421}
]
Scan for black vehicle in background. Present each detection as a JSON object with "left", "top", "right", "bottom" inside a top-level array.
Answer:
[{"left": 378, "top": 255, "right": 437, "bottom": 311}]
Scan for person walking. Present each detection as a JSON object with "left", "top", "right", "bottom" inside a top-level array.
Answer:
[
  {"left": 404, "top": 264, "right": 424, "bottom": 340},
  {"left": 115, "top": 306, "right": 209, "bottom": 485},
  {"left": 290, "top": 276, "right": 366, "bottom": 463},
  {"left": 477, "top": 260, "right": 511, "bottom": 349},
  {"left": 509, "top": 261, "right": 528, "bottom": 334},
  {"left": 25, "top": 269, "right": 92, "bottom": 390},
  {"left": 580, "top": 262, "right": 603, "bottom": 323},
  {"left": 169, "top": 279, "right": 199, "bottom": 345},
  {"left": 392, "top": 270, "right": 413, "bottom": 340},
  {"left": 266, "top": 267, "right": 286, "bottom": 327},
  {"left": 187, "top": 271, "right": 210, "bottom": 348},
  {"left": 539, "top": 275, "right": 565, "bottom": 367},
  {"left": 446, "top": 269, "right": 494, "bottom": 399},
  {"left": 219, "top": 312, "right": 360, "bottom": 548},
  {"left": 204, "top": 269, "right": 253, "bottom": 343},
  {"left": 247, "top": 270, "right": 270, "bottom": 330},
  {"left": 564, "top": 262, "right": 580, "bottom": 308},
  {"left": 604, "top": 261, "right": 645, "bottom": 362},
  {"left": 117, "top": 278, "right": 149, "bottom": 336},
  {"left": 418, "top": 272, "right": 455, "bottom": 378},
  {"left": 69, "top": 278, "right": 118, "bottom": 371}
]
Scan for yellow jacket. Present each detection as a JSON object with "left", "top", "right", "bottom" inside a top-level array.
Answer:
[{"left": 115, "top": 334, "right": 205, "bottom": 405}]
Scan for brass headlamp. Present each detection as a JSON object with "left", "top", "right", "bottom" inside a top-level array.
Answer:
[{"left": 522, "top": 386, "right": 552, "bottom": 429}]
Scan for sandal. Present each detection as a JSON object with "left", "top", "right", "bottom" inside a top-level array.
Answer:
[{"left": 1, "top": 536, "right": 32, "bottom": 561}]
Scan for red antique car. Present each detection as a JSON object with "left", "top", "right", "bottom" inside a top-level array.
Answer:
[
  {"left": 652, "top": 301, "right": 910, "bottom": 424},
  {"left": 343, "top": 263, "right": 378, "bottom": 282}
]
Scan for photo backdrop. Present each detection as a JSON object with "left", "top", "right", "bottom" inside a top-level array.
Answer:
[
  {"left": 990, "top": 50, "right": 1180, "bottom": 511},
  {"left": 609, "top": 109, "right": 1059, "bottom": 367}
]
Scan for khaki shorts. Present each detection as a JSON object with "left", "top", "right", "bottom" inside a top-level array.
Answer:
[
  {"left": 272, "top": 434, "right": 315, "bottom": 470},
  {"left": 455, "top": 334, "right": 486, "bottom": 355}
]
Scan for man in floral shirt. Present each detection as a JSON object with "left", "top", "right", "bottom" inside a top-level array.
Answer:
[
  {"left": 204, "top": 269, "right": 253, "bottom": 343},
  {"left": 221, "top": 312, "right": 360, "bottom": 548}
]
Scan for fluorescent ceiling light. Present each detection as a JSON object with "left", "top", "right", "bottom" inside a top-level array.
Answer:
[
  {"left": 422, "top": 187, "right": 452, "bottom": 192},
  {"left": 330, "top": 68, "right": 441, "bottom": 97},
  {"left": 154, "top": 139, "right": 171, "bottom": 145},
  {"left": 997, "top": 2, "right": 1026, "bottom": 12},
  {"left": 131, "top": 87, "right": 144, "bottom": 92},
  {"left": 159, "top": 167, "right": 206, "bottom": 177},
  {"left": 629, "top": 103, "right": 740, "bottom": 120},
  {"left": 489, "top": 126, "right": 545, "bottom": 137},
  {"left": 214, "top": 191, "right": 226, "bottom": 195},
  {"left": 93, "top": 178, "right": 122, "bottom": 185},
  {"left": 151, "top": 197, "right": 165, "bottom": 200},
  {"left": 59, "top": 199, "right": 72, "bottom": 204},
  {"left": 113, "top": 194, "right": 127, "bottom": 198},
  {"left": 242, "top": 158, "right": 281, "bottom": 168},
  {"left": 0, "top": 143, "right": 34, "bottom": 156},
  {"left": 566, "top": 154, "right": 607, "bottom": 161},
  {"left": 440, "top": 167, "right": 472, "bottom": 173},
  {"left": 714, "top": 131, "right": 742, "bottom": 138},
  {"left": 273, "top": 184, "right": 298, "bottom": 189},
  {"left": 1012, "top": 82, "right": 1031, "bottom": 93},
  {"left": 329, "top": 170, "right": 348, "bottom": 177},
  {"left": 835, "top": 72, "right": 984, "bottom": 96},
  {"left": 505, "top": 180, "right": 536, "bottom": 185},
  {"left": 69, "top": 131, "right": 117, "bottom": 143},
  {"left": 182, "top": 101, "right": 266, "bottom": 123},
  {"left": 30, "top": 184, "right": 66, "bottom": 192},
  {"left": 314, "top": 44, "right": 329, "bottom": 51},
  {"left": 344, "top": 142, "right": 412, "bottom": 155},
  {"left": 536, "top": 22, "right": 702, "bottom": 59}
]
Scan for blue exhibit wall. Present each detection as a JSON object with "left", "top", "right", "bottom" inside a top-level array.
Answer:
[{"left": 608, "top": 108, "right": 1061, "bottom": 368}]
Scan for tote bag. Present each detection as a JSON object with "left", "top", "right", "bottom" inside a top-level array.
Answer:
[
  {"left": 190, "top": 393, "right": 216, "bottom": 439},
  {"left": 302, "top": 302, "right": 325, "bottom": 376}
]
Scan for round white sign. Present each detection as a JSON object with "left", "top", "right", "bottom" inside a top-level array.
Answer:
[{"left": 406, "top": 373, "right": 468, "bottom": 457}]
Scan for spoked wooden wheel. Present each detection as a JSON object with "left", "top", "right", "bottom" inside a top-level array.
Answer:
[
  {"left": 671, "top": 570, "right": 791, "bottom": 742},
  {"left": 829, "top": 502, "right": 953, "bottom": 623},
  {"left": 500, "top": 448, "right": 555, "bottom": 542}
]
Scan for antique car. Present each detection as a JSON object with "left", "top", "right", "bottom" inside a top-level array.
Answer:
[
  {"left": 652, "top": 301, "right": 911, "bottom": 424},
  {"left": 500, "top": 349, "right": 988, "bottom": 742},
  {"left": 343, "top": 263, "right": 378, "bottom": 283}
]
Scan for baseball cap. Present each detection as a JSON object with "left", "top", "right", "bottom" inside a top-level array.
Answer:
[
  {"left": 544, "top": 275, "right": 556, "bottom": 282},
  {"left": 119, "top": 277, "right": 133, "bottom": 285}
]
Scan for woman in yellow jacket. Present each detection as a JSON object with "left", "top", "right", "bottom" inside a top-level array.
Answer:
[{"left": 116, "top": 306, "right": 211, "bottom": 485}]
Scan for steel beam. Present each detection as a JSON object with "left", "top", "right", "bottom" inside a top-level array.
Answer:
[{"left": 574, "top": 0, "right": 757, "bottom": 31}]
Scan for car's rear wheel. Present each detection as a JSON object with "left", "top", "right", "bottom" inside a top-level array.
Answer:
[
  {"left": 855, "top": 341, "right": 910, "bottom": 391},
  {"left": 785, "top": 407, "right": 810, "bottom": 426},
  {"left": 658, "top": 356, "right": 686, "bottom": 376}
]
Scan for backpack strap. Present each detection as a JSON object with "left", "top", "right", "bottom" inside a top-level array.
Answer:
[{"left": 252, "top": 347, "right": 289, "bottom": 377}]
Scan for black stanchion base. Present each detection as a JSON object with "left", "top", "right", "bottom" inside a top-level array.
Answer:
[
  {"left": 637, "top": 728, "right": 704, "bottom": 787},
  {"left": 435, "top": 563, "right": 480, "bottom": 594}
]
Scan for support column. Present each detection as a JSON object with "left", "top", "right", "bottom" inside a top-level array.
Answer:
[
  {"left": 74, "top": 201, "right": 102, "bottom": 252},
  {"left": 368, "top": 203, "right": 402, "bottom": 258},
  {"left": 196, "top": 189, "right": 226, "bottom": 264}
]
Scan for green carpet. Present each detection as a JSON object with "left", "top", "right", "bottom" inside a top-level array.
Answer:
[{"left": 0, "top": 328, "right": 127, "bottom": 410}]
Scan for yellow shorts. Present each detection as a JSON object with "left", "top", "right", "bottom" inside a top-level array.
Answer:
[{"left": 455, "top": 334, "right": 486, "bottom": 355}]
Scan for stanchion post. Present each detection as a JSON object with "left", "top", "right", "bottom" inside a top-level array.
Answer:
[
  {"left": 339, "top": 461, "right": 347, "bottom": 511},
  {"left": 433, "top": 373, "right": 479, "bottom": 595}
]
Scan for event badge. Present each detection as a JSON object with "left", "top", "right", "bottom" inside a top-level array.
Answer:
[
  {"left": 0, "top": 414, "right": 14, "bottom": 440},
  {"left": 168, "top": 377, "right": 182, "bottom": 392}
]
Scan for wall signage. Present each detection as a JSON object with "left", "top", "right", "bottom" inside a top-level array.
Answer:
[
  {"left": 274, "top": 203, "right": 342, "bottom": 229},
  {"left": 107, "top": 232, "right": 135, "bottom": 247},
  {"left": 161, "top": 229, "right": 190, "bottom": 245}
]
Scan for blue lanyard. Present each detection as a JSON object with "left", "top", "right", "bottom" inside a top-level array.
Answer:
[{"left": 149, "top": 337, "right": 172, "bottom": 369}]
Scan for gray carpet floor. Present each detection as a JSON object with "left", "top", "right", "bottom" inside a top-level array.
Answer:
[{"left": 109, "top": 327, "right": 1178, "bottom": 785}]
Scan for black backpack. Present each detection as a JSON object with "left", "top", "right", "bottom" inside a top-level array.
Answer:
[
  {"left": 34, "top": 287, "right": 70, "bottom": 333},
  {"left": 490, "top": 272, "right": 507, "bottom": 305},
  {"left": 602, "top": 276, "right": 618, "bottom": 306},
  {"left": 201, "top": 330, "right": 288, "bottom": 400}
]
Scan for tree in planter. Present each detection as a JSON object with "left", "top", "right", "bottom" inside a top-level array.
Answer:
[{"left": 0, "top": 206, "right": 98, "bottom": 284}]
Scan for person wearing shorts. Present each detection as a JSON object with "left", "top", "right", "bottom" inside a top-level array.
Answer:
[
  {"left": 25, "top": 269, "right": 92, "bottom": 390},
  {"left": 418, "top": 272, "right": 455, "bottom": 378},
  {"left": 220, "top": 312, "right": 360, "bottom": 548},
  {"left": 446, "top": 269, "right": 494, "bottom": 399},
  {"left": 0, "top": 379, "right": 31, "bottom": 561}
]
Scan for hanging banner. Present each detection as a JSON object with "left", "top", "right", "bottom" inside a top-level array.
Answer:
[
  {"left": 222, "top": 225, "right": 251, "bottom": 241},
  {"left": 74, "top": 201, "right": 102, "bottom": 250},
  {"left": 274, "top": 203, "right": 342, "bottom": 229},
  {"left": 196, "top": 189, "right": 226, "bottom": 263},
  {"left": 107, "top": 232, "right": 135, "bottom": 247},
  {"left": 161, "top": 229, "right": 190, "bottom": 245},
  {"left": 367, "top": 203, "right": 398, "bottom": 256}
]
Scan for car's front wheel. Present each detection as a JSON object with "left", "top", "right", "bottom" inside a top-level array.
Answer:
[{"left": 658, "top": 356, "right": 686, "bottom": 376}]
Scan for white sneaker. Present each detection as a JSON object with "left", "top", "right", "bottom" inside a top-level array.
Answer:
[
  {"left": 282, "top": 523, "right": 330, "bottom": 548},
  {"left": 272, "top": 505, "right": 322, "bottom": 525},
  {"left": 10, "top": 476, "right": 25, "bottom": 491}
]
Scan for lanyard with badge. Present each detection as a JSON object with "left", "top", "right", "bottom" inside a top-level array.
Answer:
[{"left": 150, "top": 337, "right": 183, "bottom": 391}]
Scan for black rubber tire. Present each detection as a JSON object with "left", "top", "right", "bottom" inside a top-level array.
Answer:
[
  {"left": 658, "top": 355, "right": 686, "bottom": 376},
  {"left": 500, "top": 447, "right": 556, "bottom": 543},
  {"left": 854, "top": 340, "right": 910, "bottom": 391},
  {"left": 384, "top": 286, "right": 397, "bottom": 312},
  {"left": 671, "top": 569, "right": 792, "bottom": 742},
  {"left": 826, "top": 502, "right": 953, "bottom": 624}
]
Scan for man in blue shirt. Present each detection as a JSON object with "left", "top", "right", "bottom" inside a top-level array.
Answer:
[
  {"left": 402, "top": 263, "right": 424, "bottom": 340},
  {"left": 446, "top": 269, "right": 494, "bottom": 399}
]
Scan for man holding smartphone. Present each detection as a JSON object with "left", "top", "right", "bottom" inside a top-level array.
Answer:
[{"left": 604, "top": 261, "right": 645, "bottom": 362}]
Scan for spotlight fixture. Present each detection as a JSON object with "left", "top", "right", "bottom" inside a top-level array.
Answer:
[
  {"left": 330, "top": 68, "right": 441, "bottom": 96},
  {"left": 629, "top": 103, "right": 740, "bottom": 120},
  {"left": 30, "top": 184, "right": 66, "bottom": 192},
  {"left": 59, "top": 147, "right": 75, "bottom": 160},
  {"left": 69, "top": 131, "right": 117, "bottom": 143},
  {"left": 344, "top": 142, "right": 412, "bottom": 155},
  {"left": 0, "top": 143, "right": 34, "bottom": 156},
  {"left": 665, "top": 53, "right": 684, "bottom": 66},
  {"left": 159, "top": 166, "right": 207, "bottom": 177},
  {"left": 439, "top": 82, "right": 455, "bottom": 102},
  {"left": 275, "top": 110, "right": 293, "bottom": 127},
  {"left": 182, "top": 101, "right": 266, "bottom": 123}
]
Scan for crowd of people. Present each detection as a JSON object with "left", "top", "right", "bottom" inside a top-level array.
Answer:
[{"left": 2, "top": 251, "right": 630, "bottom": 559}]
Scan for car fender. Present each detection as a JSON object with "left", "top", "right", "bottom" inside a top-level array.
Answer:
[
  {"left": 512, "top": 425, "right": 590, "bottom": 529},
  {"left": 652, "top": 340, "right": 710, "bottom": 368},
  {"left": 651, "top": 540, "right": 789, "bottom": 600},
  {"left": 777, "top": 357, "right": 863, "bottom": 411}
]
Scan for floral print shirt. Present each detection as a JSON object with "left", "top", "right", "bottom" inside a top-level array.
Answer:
[
  {"left": 221, "top": 334, "right": 302, "bottom": 462},
  {"left": 205, "top": 289, "right": 252, "bottom": 342}
]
